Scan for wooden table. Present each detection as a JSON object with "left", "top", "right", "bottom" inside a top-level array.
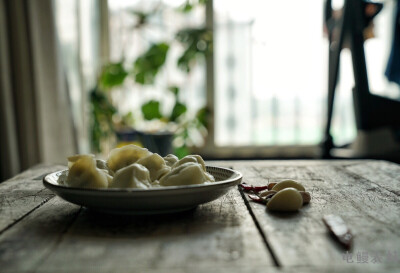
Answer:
[{"left": 1, "top": 160, "right": 399, "bottom": 272}]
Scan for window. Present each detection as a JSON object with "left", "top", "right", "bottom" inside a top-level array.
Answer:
[
  {"left": 54, "top": 0, "right": 103, "bottom": 152},
  {"left": 55, "top": 0, "right": 399, "bottom": 157},
  {"left": 214, "top": 0, "right": 327, "bottom": 147},
  {"left": 214, "top": 0, "right": 398, "bottom": 151}
]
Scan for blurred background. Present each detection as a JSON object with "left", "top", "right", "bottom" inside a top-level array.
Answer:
[{"left": 1, "top": 0, "right": 400, "bottom": 180}]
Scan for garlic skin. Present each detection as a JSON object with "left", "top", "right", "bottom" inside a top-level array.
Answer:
[
  {"left": 271, "top": 180, "right": 306, "bottom": 192},
  {"left": 267, "top": 187, "right": 303, "bottom": 212}
]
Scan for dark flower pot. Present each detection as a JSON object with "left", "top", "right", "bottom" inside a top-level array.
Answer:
[{"left": 116, "top": 129, "right": 173, "bottom": 156}]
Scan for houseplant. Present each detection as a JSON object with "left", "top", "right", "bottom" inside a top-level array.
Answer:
[{"left": 90, "top": 1, "right": 212, "bottom": 157}]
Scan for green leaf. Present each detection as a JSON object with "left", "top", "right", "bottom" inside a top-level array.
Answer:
[
  {"left": 141, "top": 100, "right": 163, "bottom": 120},
  {"left": 168, "top": 86, "right": 180, "bottom": 97},
  {"left": 196, "top": 106, "right": 209, "bottom": 127},
  {"left": 177, "top": 46, "right": 197, "bottom": 72},
  {"left": 170, "top": 101, "right": 187, "bottom": 122},
  {"left": 178, "top": 0, "right": 208, "bottom": 13},
  {"left": 121, "top": 112, "right": 135, "bottom": 127},
  {"left": 133, "top": 43, "right": 170, "bottom": 85},
  {"left": 99, "top": 62, "right": 128, "bottom": 89},
  {"left": 175, "top": 28, "right": 212, "bottom": 72},
  {"left": 179, "top": 1, "right": 193, "bottom": 13},
  {"left": 174, "top": 145, "right": 190, "bottom": 159}
]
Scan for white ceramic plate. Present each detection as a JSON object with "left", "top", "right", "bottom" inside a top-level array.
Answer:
[{"left": 43, "top": 166, "right": 242, "bottom": 214}]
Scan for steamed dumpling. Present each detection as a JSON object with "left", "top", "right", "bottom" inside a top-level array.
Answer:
[
  {"left": 172, "top": 155, "right": 206, "bottom": 171},
  {"left": 159, "top": 162, "right": 215, "bottom": 186},
  {"left": 109, "top": 163, "right": 152, "bottom": 189},
  {"left": 96, "top": 159, "right": 114, "bottom": 176},
  {"left": 136, "top": 153, "right": 170, "bottom": 181},
  {"left": 67, "top": 154, "right": 95, "bottom": 169},
  {"left": 66, "top": 156, "right": 111, "bottom": 188},
  {"left": 163, "top": 154, "right": 178, "bottom": 167},
  {"left": 107, "top": 145, "right": 151, "bottom": 173}
]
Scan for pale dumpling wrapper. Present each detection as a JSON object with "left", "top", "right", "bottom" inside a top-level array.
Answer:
[
  {"left": 160, "top": 162, "right": 215, "bottom": 186},
  {"left": 63, "top": 145, "right": 215, "bottom": 189},
  {"left": 136, "top": 153, "right": 170, "bottom": 181},
  {"left": 66, "top": 156, "right": 111, "bottom": 189},
  {"left": 163, "top": 154, "right": 179, "bottom": 167},
  {"left": 172, "top": 155, "right": 206, "bottom": 171},
  {"left": 96, "top": 159, "right": 114, "bottom": 176},
  {"left": 67, "top": 154, "right": 95, "bottom": 169},
  {"left": 110, "top": 163, "right": 152, "bottom": 189},
  {"left": 107, "top": 144, "right": 151, "bottom": 173}
]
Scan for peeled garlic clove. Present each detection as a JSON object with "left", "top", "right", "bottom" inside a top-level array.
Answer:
[
  {"left": 271, "top": 179, "right": 305, "bottom": 192},
  {"left": 259, "top": 190, "right": 277, "bottom": 198},
  {"left": 267, "top": 187, "right": 303, "bottom": 212}
]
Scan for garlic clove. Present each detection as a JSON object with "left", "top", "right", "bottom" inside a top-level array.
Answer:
[
  {"left": 271, "top": 179, "right": 305, "bottom": 192},
  {"left": 267, "top": 187, "right": 303, "bottom": 212}
]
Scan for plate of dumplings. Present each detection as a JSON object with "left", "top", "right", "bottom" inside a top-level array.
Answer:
[{"left": 43, "top": 145, "right": 242, "bottom": 214}]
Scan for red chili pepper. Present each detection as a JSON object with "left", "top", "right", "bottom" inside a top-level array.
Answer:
[
  {"left": 323, "top": 215, "right": 353, "bottom": 250},
  {"left": 239, "top": 183, "right": 269, "bottom": 192}
]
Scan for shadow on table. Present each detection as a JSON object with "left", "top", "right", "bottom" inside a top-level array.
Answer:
[{"left": 58, "top": 204, "right": 242, "bottom": 240}]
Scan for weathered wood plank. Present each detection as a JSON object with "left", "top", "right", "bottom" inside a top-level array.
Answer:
[
  {"left": 209, "top": 160, "right": 372, "bottom": 168},
  {"left": 233, "top": 161, "right": 400, "bottom": 271},
  {"left": 0, "top": 187, "right": 274, "bottom": 272},
  {"left": 0, "top": 165, "right": 65, "bottom": 233},
  {"left": 0, "top": 197, "right": 81, "bottom": 272},
  {"left": 345, "top": 160, "right": 400, "bottom": 196},
  {"left": 36, "top": 189, "right": 273, "bottom": 272},
  {"left": 2, "top": 160, "right": 399, "bottom": 272}
]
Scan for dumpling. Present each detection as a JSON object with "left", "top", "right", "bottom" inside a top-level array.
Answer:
[
  {"left": 67, "top": 154, "right": 95, "bottom": 169},
  {"left": 163, "top": 154, "right": 178, "bottom": 167},
  {"left": 172, "top": 155, "right": 206, "bottom": 171},
  {"left": 96, "top": 159, "right": 114, "bottom": 176},
  {"left": 109, "top": 163, "right": 152, "bottom": 189},
  {"left": 136, "top": 153, "right": 170, "bottom": 181},
  {"left": 159, "top": 162, "right": 215, "bottom": 186},
  {"left": 66, "top": 156, "right": 111, "bottom": 188},
  {"left": 107, "top": 144, "right": 151, "bottom": 173}
]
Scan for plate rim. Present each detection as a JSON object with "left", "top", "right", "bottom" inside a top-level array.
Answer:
[{"left": 43, "top": 165, "right": 242, "bottom": 194}]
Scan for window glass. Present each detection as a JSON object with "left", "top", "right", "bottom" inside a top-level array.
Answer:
[{"left": 214, "top": 0, "right": 397, "bottom": 147}]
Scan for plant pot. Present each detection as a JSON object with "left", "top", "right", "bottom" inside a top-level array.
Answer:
[{"left": 116, "top": 129, "right": 174, "bottom": 157}]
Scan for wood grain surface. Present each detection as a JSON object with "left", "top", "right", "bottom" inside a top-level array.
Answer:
[
  {"left": 230, "top": 160, "right": 400, "bottom": 272},
  {"left": 0, "top": 160, "right": 399, "bottom": 272}
]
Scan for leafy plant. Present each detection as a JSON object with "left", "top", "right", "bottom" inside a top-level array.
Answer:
[
  {"left": 90, "top": 87, "right": 117, "bottom": 153},
  {"left": 91, "top": 1, "right": 211, "bottom": 157}
]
